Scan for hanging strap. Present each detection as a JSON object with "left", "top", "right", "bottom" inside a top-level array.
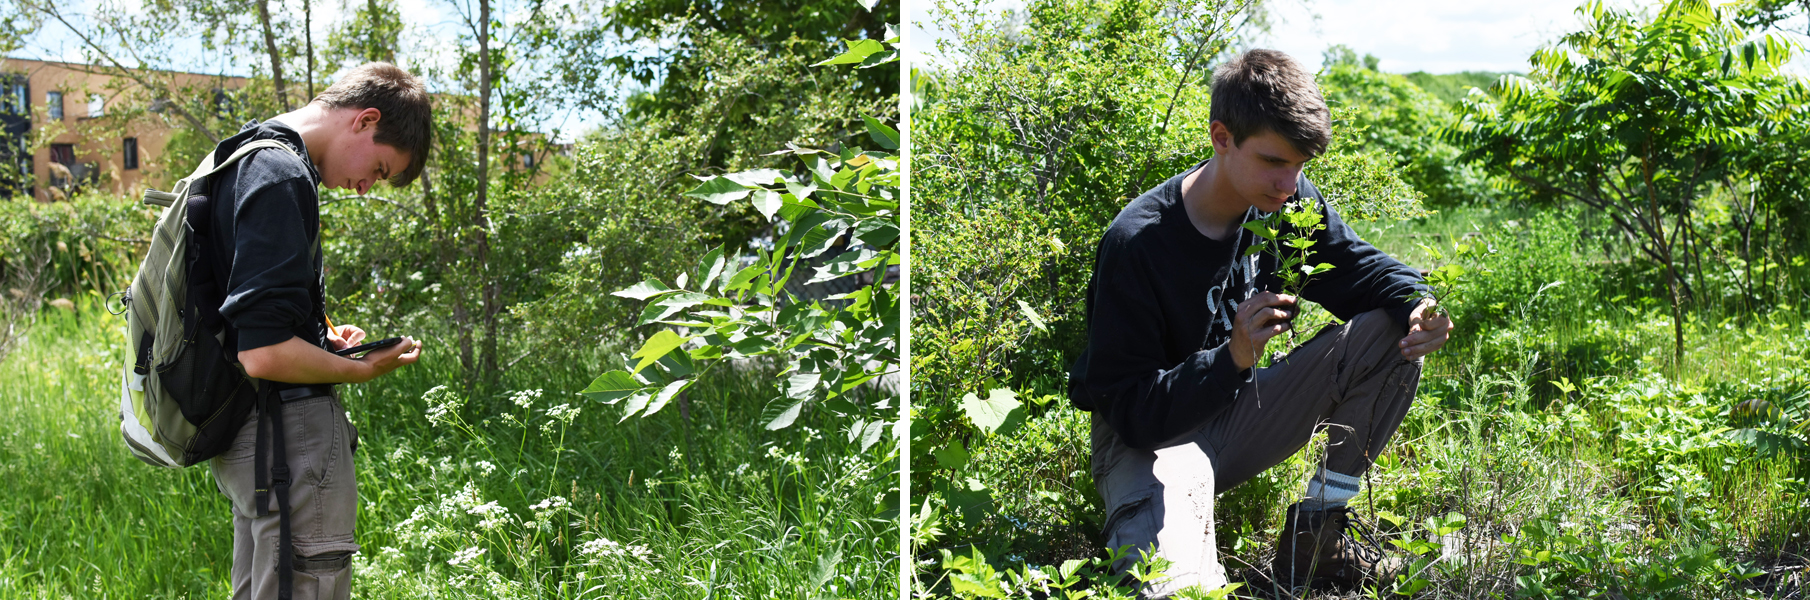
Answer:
[
  {"left": 143, "top": 139, "right": 299, "bottom": 207},
  {"left": 253, "top": 382, "right": 297, "bottom": 600}
]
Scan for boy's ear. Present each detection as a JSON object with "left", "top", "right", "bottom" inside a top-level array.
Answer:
[{"left": 354, "top": 107, "right": 383, "bottom": 132}]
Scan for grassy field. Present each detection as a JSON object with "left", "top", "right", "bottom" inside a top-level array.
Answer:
[
  {"left": 933, "top": 205, "right": 1810, "bottom": 598},
  {"left": 0, "top": 299, "right": 897, "bottom": 598}
]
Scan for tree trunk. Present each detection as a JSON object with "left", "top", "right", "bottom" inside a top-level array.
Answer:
[
  {"left": 304, "top": 0, "right": 315, "bottom": 100},
  {"left": 256, "top": 0, "right": 289, "bottom": 111},
  {"left": 476, "top": 0, "right": 497, "bottom": 380}
]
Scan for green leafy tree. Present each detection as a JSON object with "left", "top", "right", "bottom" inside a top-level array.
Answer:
[
  {"left": 1318, "top": 61, "right": 1502, "bottom": 208},
  {"left": 1444, "top": 0, "right": 1810, "bottom": 365},
  {"left": 582, "top": 40, "right": 900, "bottom": 446}
]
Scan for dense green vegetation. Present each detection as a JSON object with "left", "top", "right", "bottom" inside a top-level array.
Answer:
[
  {"left": 0, "top": 0, "right": 900, "bottom": 593},
  {"left": 913, "top": 0, "right": 1810, "bottom": 597},
  {"left": 0, "top": 296, "right": 893, "bottom": 597}
]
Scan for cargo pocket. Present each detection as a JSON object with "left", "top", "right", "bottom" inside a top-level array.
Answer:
[
  {"left": 292, "top": 550, "right": 352, "bottom": 600},
  {"left": 1101, "top": 494, "right": 1158, "bottom": 567}
]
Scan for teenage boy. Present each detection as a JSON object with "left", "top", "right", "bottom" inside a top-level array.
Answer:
[
  {"left": 1068, "top": 49, "right": 1454, "bottom": 595},
  {"left": 208, "top": 62, "right": 431, "bottom": 599}
]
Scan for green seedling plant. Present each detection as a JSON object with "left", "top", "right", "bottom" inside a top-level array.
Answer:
[
  {"left": 1243, "top": 196, "right": 1334, "bottom": 348},
  {"left": 1405, "top": 237, "right": 1488, "bottom": 319},
  {"left": 1378, "top": 510, "right": 1467, "bottom": 596},
  {"left": 1243, "top": 195, "right": 1336, "bottom": 300}
]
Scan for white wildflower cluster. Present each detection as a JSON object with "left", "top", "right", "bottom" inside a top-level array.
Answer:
[
  {"left": 510, "top": 388, "right": 544, "bottom": 409},
  {"left": 576, "top": 536, "right": 653, "bottom": 565},
  {"left": 394, "top": 482, "right": 518, "bottom": 550},
  {"left": 448, "top": 545, "right": 487, "bottom": 566},
  {"left": 423, "top": 385, "right": 465, "bottom": 428},
  {"left": 830, "top": 454, "right": 876, "bottom": 490},
  {"left": 542, "top": 403, "right": 581, "bottom": 434},
  {"left": 766, "top": 445, "right": 809, "bottom": 469},
  {"left": 529, "top": 496, "right": 571, "bottom": 531},
  {"left": 667, "top": 446, "right": 684, "bottom": 466},
  {"left": 468, "top": 500, "right": 511, "bottom": 531},
  {"left": 476, "top": 460, "right": 497, "bottom": 477}
]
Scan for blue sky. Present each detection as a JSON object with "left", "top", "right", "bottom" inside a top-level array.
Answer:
[{"left": 907, "top": 0, "right": 1810, "bottom": 75}]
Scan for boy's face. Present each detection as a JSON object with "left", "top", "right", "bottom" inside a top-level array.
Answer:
[
  {"left": 319, "top": 107, "right": 410, "bottom": 196},
  {"left": 1210, "top": 122, "right": 1311, "bottom": 213}
]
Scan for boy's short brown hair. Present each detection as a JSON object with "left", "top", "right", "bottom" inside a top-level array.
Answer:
[
  {"left": 1209, "top": 49, "right": 1331, "bottom": 157},
  {"left": 311, "top": 62, "right": 432, "bottom": 187}
]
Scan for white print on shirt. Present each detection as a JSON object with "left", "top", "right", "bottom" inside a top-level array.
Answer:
[{"left": 1202, "top": 206, "right": 1264, "bottom": 350}]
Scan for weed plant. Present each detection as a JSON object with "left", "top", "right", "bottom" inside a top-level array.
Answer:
[{"left": 0, "top": 298, "right": 896, "bottom": 598}]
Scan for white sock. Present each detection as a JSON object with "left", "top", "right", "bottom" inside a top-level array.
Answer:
[{"left": 1302, "top": 466, "right": 1361, "bottom": 511}]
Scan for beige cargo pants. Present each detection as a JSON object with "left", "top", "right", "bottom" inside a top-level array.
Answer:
[
  {"left": 210, "top": 391, "right": 360, "bottom": 600},
  {"left": 1089, "top": 308, "right": 1422, "bottom": 597}
]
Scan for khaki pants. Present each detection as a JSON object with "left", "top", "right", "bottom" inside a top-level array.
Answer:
[
  {"left": 1090, "top": 308, "right": 1422, "bottom": 597},
  {"left": 210, "top": 392, "right": 360, "bottom": 600}
]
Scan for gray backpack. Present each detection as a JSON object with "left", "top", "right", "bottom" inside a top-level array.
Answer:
[{"left": 119, "top": 138, "right": 297, "bottom": 467}]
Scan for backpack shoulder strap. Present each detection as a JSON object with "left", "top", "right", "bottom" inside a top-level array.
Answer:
[{"left": 142, "top": 139, "right": 301, "bottom": 207}]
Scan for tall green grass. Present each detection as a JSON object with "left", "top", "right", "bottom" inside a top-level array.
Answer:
[{"left": 0, "top": 299, "right": 897, "bottom": 598}]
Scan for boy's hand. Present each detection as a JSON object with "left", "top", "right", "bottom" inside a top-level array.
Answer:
[
  {"left": 1229, "top": 292, "right": 1296, "bottom": 371},
  {"left": 1400, "top": 298, "right": 1453, "bottom": 360},
  {"left": 327, "top": 324, "right": 367, "bottom": 351},
  {"left": 356, "top": 336, "right": 423, "bottom": 380}
]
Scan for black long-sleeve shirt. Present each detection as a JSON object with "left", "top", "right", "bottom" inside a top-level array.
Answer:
[
  {"left": 1067, "top": 160, "right": 1426, "bottom": 450},
  {"left": 207, "top": 120, "right": 329, "bottom": 353}
]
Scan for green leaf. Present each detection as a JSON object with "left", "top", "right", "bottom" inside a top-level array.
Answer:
[
  {"left": 784, "top": 179, "right": 818, "bottom": 200},
  {"left": 580, "top": 370, "right": 643, "bottom": 404},
  {"left": 856, "top": 48, "right": 900, "bottom": 69},
  {"left": 722, "top": 168, "right": 786, "bottom": 187},
  {"left": 762, "top": 398, "right": 806, "bottom": 430},
  {"left": 697, "top": 246, "right": 726, "bottom": 294},
  {"left": 630, "top": 330, "right": 688, "bottom": 374},
  {"left": 961, "top": 388, "right": 1025, "bottom": 436},
  {"left": 642, "top": 379, "right": 690, "bottom": 417},
  {"left": 1016, "top": 299, "right": 1047, "bottom": 332},
  {"left": 683, "top": 176, "right": 754, "bottom": 205},
  {"left": 861, "top": 114, "right": 900, "bottom": 150},
  {"left": 785, "top": 372, "right": 822, "bottom": 399},
  {"left": 723, "top": 263, "right": 765, "bottom": 292},
  {"left": 611, "top": 279, "right": 673, "bottom": 300},
  {"left": 808, "top": 248, "right": 879, "bottom": 284},
  {"left": 618, "top": 392, "right": 651, "bottom": 422},
  {"left": 813, "top": 39, "right": 886, "bottom": 66},
  {"left": 830, "top": 166, "right": 858, "bottom": 190},
  {"left": 639, "top": 292, "right": 711, "bottom": 325},
  {"left": 851, "top": 219, "right": 899, "bottom": 248},
  {"left": 933, "top": 442, "right": 970, "bottom": 469},
  {"left": 753, "top": 189, "right": 784, "bottom": 221},
  {"left": 1302, "top": 263, "right": 1336, "bottom": 276},
  {"left": 859, "top": 420, "right": 888, "bottom": 451}
]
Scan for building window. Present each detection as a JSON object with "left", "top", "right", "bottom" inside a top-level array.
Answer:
[
  {"left": 87, "top": 94, "right": 104, "bottom": 118},
  {"left": 6, "top": 80, "right": 25, "bottom": 115},
  {"left": 123, "top": 138, "right": 138, "bottom": 170},
  {"left": 49, "top": 143, "right": 73, "bottom": 166},
  {"left": 47, "top": 91, "right": 62, "bottom": 120}
]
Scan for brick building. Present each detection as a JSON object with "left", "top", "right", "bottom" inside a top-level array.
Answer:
[{"left": 0, "top": 57, "right": 249, "bottom": 202}]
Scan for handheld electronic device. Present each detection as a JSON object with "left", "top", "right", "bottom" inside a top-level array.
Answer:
[{"left": 332, "top": 337, "right": 405, "bottom": 357}]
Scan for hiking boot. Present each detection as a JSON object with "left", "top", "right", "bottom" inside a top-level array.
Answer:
[{"left": 1271, "top": 502, "right": 1382, "bottom": 588}]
